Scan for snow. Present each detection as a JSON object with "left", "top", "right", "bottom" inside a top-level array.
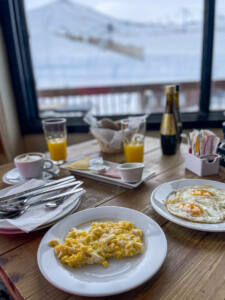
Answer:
[{"left": 26, "top": 0, "right": 225, "bottom": 90}]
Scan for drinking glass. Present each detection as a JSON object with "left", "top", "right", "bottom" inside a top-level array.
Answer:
[
  {"left": 121, "top": 116, "right": 146, "bottom": 163},
  {"left": 42, "top": 118, "right": 67, "bottom": 165}
]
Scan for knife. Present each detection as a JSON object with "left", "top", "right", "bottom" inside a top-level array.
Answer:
[
  {"left": 0, "top": 176, "right": 75, "bottom": 203},
  {"left": 0, "top": 180, "right": 83, "bottom": 206}
]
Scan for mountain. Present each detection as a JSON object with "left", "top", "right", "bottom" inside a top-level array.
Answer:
[
  {"left": 26, "top": 0, "right": 225, "bottom": 89},
  {"left": 27, "top": 0, "right": 174, "bottom": 38},
  {"left": 27, "top": 0, "right": 148, "bottom": 52},
  {"left": 27, "top": 0, "right": 202, "bottom": 58}
]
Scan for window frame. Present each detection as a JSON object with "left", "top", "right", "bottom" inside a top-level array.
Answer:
[
  {"left": 0, "top": 0, "right": 222, "bottom": 134},
  {"left": 0, "top": 0, "right": 39, "bottom": 133}
]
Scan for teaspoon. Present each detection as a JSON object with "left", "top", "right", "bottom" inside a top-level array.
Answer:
[
  {"left": 0, "top": 188, "right": 84, "bottom": 215},
  {"left": 0, "top": 180, "right": 82, "bottom": 212},
  {"left": 45, "top": 183, "right": 83, "bottom": 208}
]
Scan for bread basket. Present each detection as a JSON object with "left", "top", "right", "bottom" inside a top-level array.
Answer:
[
  {"left": 84, "top": 114, "right": 124, "bottom": 153},
  {"left": 90, "top": 128, "right": 123, "bottom": 153}
]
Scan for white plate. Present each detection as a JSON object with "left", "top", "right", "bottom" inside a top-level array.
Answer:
[
  {"left": 61, "top": 160, "right": 155, "bottom": 189},
  {"left": 37, "top": 206, "right": 167, "bottom": 297},
  {"left": 151, "top": 178, "right": 225, "bottom": 232},
  {"left": 2, "top": 166, "right": 60, "bottom": 185}
]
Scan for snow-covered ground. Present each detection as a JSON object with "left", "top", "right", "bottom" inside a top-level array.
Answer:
[{"left": 26, "top": 0, "right": 225, "bottom": 114}]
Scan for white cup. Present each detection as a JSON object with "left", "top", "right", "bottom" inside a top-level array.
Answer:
[{"left": 14, "top": 152, "right": 54, "bottom": 179}]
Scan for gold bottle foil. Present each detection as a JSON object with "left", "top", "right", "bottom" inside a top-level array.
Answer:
[{"left": 160, "top": 113, "right": 176, "bottom": 135}]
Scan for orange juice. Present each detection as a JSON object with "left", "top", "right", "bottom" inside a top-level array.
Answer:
[
  {"left": 123, "top": 142, "right": 144, "bottom": 162},
  {"left": 47, "top": 138, "right": 67, "bottom": 161}
]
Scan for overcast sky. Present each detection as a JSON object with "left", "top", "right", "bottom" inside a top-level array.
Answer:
[{"left": 25, "top": 0, "right": 224, "bottom": 24}]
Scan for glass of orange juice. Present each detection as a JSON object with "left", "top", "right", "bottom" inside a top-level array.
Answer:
[
  {"left": 121, "top": 117, "right": 146, "bottom": 163},
  {"left": 42, "top": 118, "right": 67, "bottom": 165}
]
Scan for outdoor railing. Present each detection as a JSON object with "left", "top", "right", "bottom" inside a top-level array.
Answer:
[{"left": 37, "top": 80, "right": 225, "bottom": 116}]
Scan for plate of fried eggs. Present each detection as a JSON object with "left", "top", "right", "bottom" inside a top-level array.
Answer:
[
  {"left": 151, "top": 179, "right": 225, "bottom": 232},
  {"left": 37, "top": 206, "right": 167, "bottom": 297}
]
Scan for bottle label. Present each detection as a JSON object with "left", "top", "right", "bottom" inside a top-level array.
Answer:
[{"left": 160, "top": 114, "right": 176, "bottom": 135}]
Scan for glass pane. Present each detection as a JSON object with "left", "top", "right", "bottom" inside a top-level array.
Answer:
[
  {"left": 24, "top": 0, "right": 203, "bottom": 117},
  {"left": 211, "top": 0, "right": 225, "bottom": 111}
]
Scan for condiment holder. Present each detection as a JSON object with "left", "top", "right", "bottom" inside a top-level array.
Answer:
[
  {"left": 117, "top": 163, "right": 144, "bottom": 183},
  {"left": 185, "top": 153, "right": 221, "bottom": 176}
]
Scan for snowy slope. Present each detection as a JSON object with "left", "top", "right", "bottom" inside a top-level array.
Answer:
[{"left": 26, "top": 0, "right": 225, "bottom": 89}]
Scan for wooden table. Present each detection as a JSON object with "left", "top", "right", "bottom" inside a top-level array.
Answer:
[{"left": 0, "top": 137, "right": 224, "bottom": 300}]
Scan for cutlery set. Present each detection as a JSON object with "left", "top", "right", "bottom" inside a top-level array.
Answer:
[{"left": 0, "top": 176, "right": 84, "bottom": 219}]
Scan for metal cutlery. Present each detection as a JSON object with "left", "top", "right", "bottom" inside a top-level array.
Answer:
[
  {"left": 0, "top": 210, "right": 23, "bottom": 219},
  {"left": 45, "top": 184, "right": 81, "bottom": 208},
  {"left": 0, "top": 187, "right": 84, "bottom": 215},
  {"left": 0, "top": 194, "right": 82, "bottom": 218},
  {"left": 0, "top": 175, "right": 75, "bottom": 203},
  {"left": 0, "top": 180, "right": 83, "bottom": 209},
  {"left": 45, "top": 184, "right": 83, "bottom": 209},
  {"left": 45, "top": 199, "right": 64, "bottom": 209},
  {"left": 0, "top": 178, "right": 81, "bottom": 206}
]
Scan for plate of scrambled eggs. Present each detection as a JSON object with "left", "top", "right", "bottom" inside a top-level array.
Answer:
[
  {"left": 151, "top": 179, "right": 225, "bottom": 232},
  {"left": 37, "top": 206, "right": 167, "bottom": 297}
]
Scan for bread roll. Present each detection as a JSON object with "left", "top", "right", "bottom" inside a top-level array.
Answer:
[{"left": 101, "top": 118, "right": 120, "bottom": 130}]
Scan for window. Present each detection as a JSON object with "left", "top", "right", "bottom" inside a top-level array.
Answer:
[
  {"left": 24, "top": 0, "right": 204, "bottom": 117},
  {"left": 0, "top": 0, "right": 223, "bottom": 134},
  {"left": 211, "top": 0, "right": 225, "bottom": 111}
]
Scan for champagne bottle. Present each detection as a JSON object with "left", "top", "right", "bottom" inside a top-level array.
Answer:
[
  {"left": 173, "top": 85, "right": 182, "bottom": 143},
  {"left": 160, "top": 86, "right": 177, "bottom": 155}
]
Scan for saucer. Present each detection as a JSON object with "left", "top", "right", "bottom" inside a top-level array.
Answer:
[{"left": 2, "top": 166, "right": 60, "bottom": 185}]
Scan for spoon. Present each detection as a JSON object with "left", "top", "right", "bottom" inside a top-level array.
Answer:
[
  {"left": 0, "top": 180, "right": 82, "bottom": 211},
  {"left": 0, "top": 209, "right": 24, "bottom": 219},
  {"left": 0, "top": 188, "right": 84, "bottom": 215},
  {"left": 45, "top": 198, "right": 64, "bottom": 209},
  {"left": 0, "top": 175, "right": 76, "bottom": 203},
  {"left": 45, "top": 183, "right": 83, "bottom": 208},
  {"left": 0, "top": 193, "right": 83, "bottom": 219}
]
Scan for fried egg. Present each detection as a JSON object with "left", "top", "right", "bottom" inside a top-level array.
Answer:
[{"left": 165, "top": 185, "right": 225, "bottom": 223}]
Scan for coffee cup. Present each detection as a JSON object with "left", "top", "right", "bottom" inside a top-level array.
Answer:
[{"left": 14, "top": 152, "right": 54, "bottom": 179}]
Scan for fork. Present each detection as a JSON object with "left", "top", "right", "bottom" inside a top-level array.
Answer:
[{"left": 0, "top": 187, "right": 84, "bottom": 214}]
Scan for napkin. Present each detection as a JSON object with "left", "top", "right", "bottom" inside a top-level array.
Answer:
[
  {"left": 187, "top": 129, "right": 220, "bottom": 157},
  {"left": 0, "top": 179, "right": 85, "bottom": 233},
  {"left": 84, "top": 112, "right": 123, "bottom": 150}
]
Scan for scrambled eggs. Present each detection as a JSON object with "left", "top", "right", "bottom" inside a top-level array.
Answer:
[{"left": 49, "top": 221, "right": 143, "bottom": 268}]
